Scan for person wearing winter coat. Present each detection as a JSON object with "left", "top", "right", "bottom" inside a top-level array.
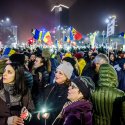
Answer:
[
  {"left": 6, "top": 53, "right": 33, "bottom": 89},
  {"left": 22, "top": 61, "right": 75, "bottom": 125},
  {"left": 49, "top": 54, "right": 59, "bottom": 84},
  {"left": 83, "top": 53, "right": 109, "bottom": 87},
  {"left": 0, "top": 62, "right": 34, "bottom": 125},
  {"left": 31, "top": 54, "right": 49, "bottom": 108},
  {"left": 109, "top": 52, "right": 118, "bottom": 67},
  {"left": 91, "top": 63, "right": 125, "bottom": 125},
  {"left": 52, "top": 76, "right": 95, "bottom": 125},
  {"left": 117, "top": 58, "right": 125, "bottom": 91}
]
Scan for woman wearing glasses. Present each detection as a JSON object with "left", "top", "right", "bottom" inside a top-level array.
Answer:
[{"left": 52, "top": 76, "right": 95, "bottom": 125}]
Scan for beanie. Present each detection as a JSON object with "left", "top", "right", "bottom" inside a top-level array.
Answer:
[
  {"left": 57, "top": 61, "right": 73, "bottom": 80},
  {"left": 9, "top": 54, "right": 25, "bottom": 66},
  {"left": 72, "top": 76, "right": 95, "bottom": 99}
]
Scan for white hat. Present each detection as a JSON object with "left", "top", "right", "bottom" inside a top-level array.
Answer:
[{"left": 57, "top": 61, "right": 73, "bottom": 79}]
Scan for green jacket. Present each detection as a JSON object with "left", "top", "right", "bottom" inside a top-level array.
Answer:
[{"left": 91, "top": 64, "right": 125, "bottom": 125}]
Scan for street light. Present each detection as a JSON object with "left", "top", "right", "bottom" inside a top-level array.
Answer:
[
  {"left": 6, "top": 17, "right": 10, "bottom": 22},
  {"left": 0, "top": 17, "right": 11, "bottom": 26},
  {"left": 105, "top": 15, "right": 116, "bottom": 24},
  {"left": 1, "top": 20, "right": 4, "bottom": 23},
  {"left": 105, "top": 19, "right": 109, "bottom": 24}
]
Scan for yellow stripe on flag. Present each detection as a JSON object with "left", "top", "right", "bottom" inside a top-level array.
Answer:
[
  {"left": 8, "top": 49, "right": 16, "bottom": 56},
  {"left": 38, "top": 31, "right": 42, "bottom": 41}
]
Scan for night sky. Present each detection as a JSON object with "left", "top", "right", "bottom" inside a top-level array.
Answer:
[{"left": 0, "top": 0, "right": 125, "bottom": 42}]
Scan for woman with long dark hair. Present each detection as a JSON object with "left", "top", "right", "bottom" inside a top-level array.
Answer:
[{"left": 0, "top": 62, "right": 34, "bottom": 125}]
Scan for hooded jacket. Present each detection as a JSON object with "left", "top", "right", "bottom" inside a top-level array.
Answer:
[{"left": 91, "top": 64, "right": 125, "bottom": 125}]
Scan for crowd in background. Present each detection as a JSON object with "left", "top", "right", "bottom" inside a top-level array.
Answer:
[{"left": 0, "top": 46, "right": 125, "bottom": 125}]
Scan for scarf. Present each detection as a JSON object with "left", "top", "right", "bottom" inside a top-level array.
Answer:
[{"left": 0, "top": 83, "right": 22, "bottom": 106}]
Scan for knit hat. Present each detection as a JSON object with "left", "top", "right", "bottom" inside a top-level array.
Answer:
[
  {"left": 57, "top": 61, "right": 73, "bottom": 80},
  {"left": 72, "top": 76, "right": 95, "bottom": 99},
  {"left": 9, "top": 54, "right": 25, "bottom": 66}
]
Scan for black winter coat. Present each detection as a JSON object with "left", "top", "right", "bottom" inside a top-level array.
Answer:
[
  {"left": 32, "top": 66, "right": 49, "bottom": 107},
  {"left": 37, "top": 83, "right": 69, "bottom": 125}
]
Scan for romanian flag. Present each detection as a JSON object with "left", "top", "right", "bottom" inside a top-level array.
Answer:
[
  {"left": 38, "top": 31, "right": 42, "bottom": 42},
  {"left": 120, "top": 32, "right": 125, "bottom": 38},
  {"left": 3, "top": 48, "right": 11, "bottom": 55},
  {"left": 43, "top": 31, "right": 51, "bottom": 43},
  {"left": 70, "top": 27, "right": 82, "bottom": 41},
  {"left": 64, "top": 36, "right": 70, "bottom": 43},
  {"left": 8, "top": 49, "right": 16, "bottom": 56},
  {"left": 43, "top": 31, "right": 53, "bottom": 45},
  {"left": 69, "top": 31, "right": 73, "bottom": 40},
  {"left": 32, "top": 29, "right": 43, "bottom": 41},
  {"left": 32, "top": 27, "right": 53, "bottom": 45},
  {"left": 32, "top": 29, "right": 39, "bottom": 40},
  {"left": 3, "top": 48, "right": 16, "bottom": 57}
]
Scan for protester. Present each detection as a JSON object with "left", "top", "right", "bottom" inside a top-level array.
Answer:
[
  {"left": 6, "top": 53, "right": 33, "bottom": 89},
  {"left": 31, "top": 54, "right": 49, "bottom": 108},
  {"left": 21, "top": 61, "right": 74, "bottom": 125},
  {"left": 117, "top": 58, "right": 125, "bottom": 91},
  {"left": 52, "top": 76, "right": 95, "bottom": 125},
  {"left": 83, "top": 53, "right": 109, "bottom": 86},
  {"left": 74, "top": 52, "right": 86, "bottom": 76},
  {"left": 28, "top": 53, "right": 36, "bottom": 72},
  {"left": 62, "top": 57, "right": 78, "bottom": 77},
  {"left": 109, "top": 52, "right": 118, "bottom": 66},
  {"left": 37, "top": 61, "right": 74, "bottom": 125},
  {"left": 0, "top": 63, "right": 34, "bottom": 125},
  {"left": 49, "top": 53, "right": 59, "bottom": 84},
  {"left": 91, "top": 63, "right": 125, "bottom": 125}
]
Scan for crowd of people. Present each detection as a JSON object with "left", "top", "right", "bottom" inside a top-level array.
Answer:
[{"left": 0, "top": 47, "right": 125, "bottom": 125}]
